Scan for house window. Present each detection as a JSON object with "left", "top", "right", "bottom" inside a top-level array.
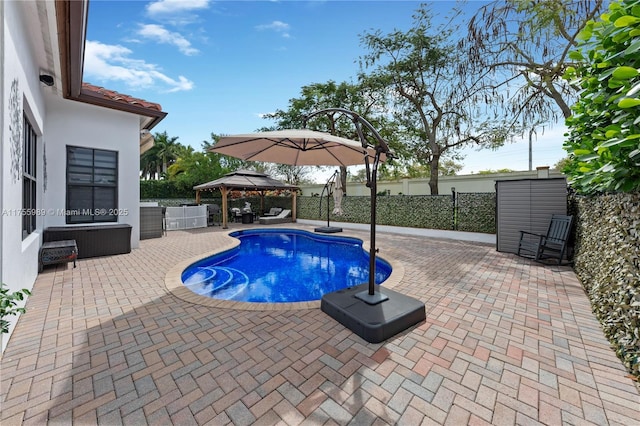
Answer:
[
  {"left": 66, "top": 146, "right": 118, "bottom": 223},
  {"left": 22, "top": 114, "right": 37, "bottom": 239}
]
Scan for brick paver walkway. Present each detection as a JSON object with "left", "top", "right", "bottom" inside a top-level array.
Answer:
[{"left": 1, "top": 223, "right": 638, "bottom": 425}]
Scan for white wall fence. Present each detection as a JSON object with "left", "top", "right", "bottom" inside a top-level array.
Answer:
[
  {"left": 299, "top": 168, "right": 564, "bottom": 196},
  {"left": 165, "top": 205, "right": 207, "bottom": 231}
]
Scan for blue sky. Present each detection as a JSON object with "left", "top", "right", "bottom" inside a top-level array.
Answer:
[{"left": 85, "top": 0, "right": 568, "bottom": 181}]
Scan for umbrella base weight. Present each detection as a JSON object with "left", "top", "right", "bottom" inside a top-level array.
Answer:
[
  {"left": 354, "top": 290, "right": 389, "bottom": 305},
  {"left": 314, "top": 226, "right": 343, "bottom": 233},
  {"left": 321, "top": 283, "right": 426, "bottom": 343}
]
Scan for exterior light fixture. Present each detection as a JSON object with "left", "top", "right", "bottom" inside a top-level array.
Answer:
[{"left": 39, "top": 74, "right": 54, "bottom": 86}]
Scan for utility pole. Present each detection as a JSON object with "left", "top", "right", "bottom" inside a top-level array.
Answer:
[{"left": 528, "top": 127, "right": 537, "bottom": 171}]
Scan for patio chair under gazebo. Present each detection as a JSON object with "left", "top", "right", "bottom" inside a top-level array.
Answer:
[{"left": 193, "top": 169, "right": 299, "bottom": 229}]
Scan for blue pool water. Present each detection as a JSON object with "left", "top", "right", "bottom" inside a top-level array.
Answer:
[{"left": 181, "top": 228, "right": 392, "bottom": 303}]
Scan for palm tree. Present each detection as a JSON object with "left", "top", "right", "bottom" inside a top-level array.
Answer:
[
  {"left": 154, "top": 131, "right": 180, "bottom": 178},
  {"left": 140, "top": 131, "right": 180, "bottom": 180},
  {"left": 140, "top": 148, "right": 159, "bottom": 180}
]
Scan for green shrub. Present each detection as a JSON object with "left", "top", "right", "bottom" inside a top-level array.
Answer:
[
  {"left": 140, "top": 180, "right": 193, "bottom": 198},
  {"left": 563, "top": 0, "right": 640, "bottom": 194},
  {"left": 0, "top": 283, "right": 31, "bottom": 334}
]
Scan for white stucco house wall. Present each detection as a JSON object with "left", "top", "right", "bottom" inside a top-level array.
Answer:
[{"left": 1, "top": 1, "right": 166, "bottom": 352}]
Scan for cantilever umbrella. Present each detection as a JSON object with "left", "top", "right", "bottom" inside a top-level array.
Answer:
[
  {"left": 210, "top": 129, "right": 383, "bottom": 166},
  {"left": 211, "top": 118, "right": 423, "bottom": 343}
]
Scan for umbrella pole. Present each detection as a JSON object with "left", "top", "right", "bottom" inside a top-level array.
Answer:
[
  {"left": 326, "top": 181, "right": 331, "bottom": 228},
  {"left": 315, "top": 171, "right": 342, "bottom": 234},
  {"left": 302, "top": 108, "right": 426, "bottom": 343},
  {"left": 368, "top": 160, "right": 377, "bottom": 296},
  {"left": 221, "top": 187, "right": 229, "bottom": 229},
  {"left": 357, "top": 146, "right": 388, "bottom": 303}
]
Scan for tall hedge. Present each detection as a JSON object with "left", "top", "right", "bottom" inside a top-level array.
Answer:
[
  {"left": 140, "top": 180, "right": 194, "bottom": 199},
  {"left": 571, "top": 192, "right": 640, "bottom": 380}
]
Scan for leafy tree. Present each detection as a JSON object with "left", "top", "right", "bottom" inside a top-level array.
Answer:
[
  {"left": 437, "top": 159, "right": 464, "bottom": 176},
  {"left": 376, "top": 167, "right": 403, "bottom": 181},
  {"left": 563, "top": 0, "right": 640, "bottom": 193},
  {"left": 167, "top": 151, "right": 216, "bottom": 191},
  {"left": 553, "top": 156, "right": 571, "bottom": 171},
  {"left": 201, "top": 133, "right": 246, "bottom": 171},
  {"left": 168, "top": 133, "right": 243, "bottom": 190},
  {"left": 348, "top": 168, "right": 368, "bottom": 183},
  {"left": 264, "top": 164, "right": 314, "bottom": 185},
  {"left": 264, "top": 80, "right": 399, "bottom": 191},
  {"left": 476, "top": 168, "right": 515, "bottom": 174},
  {"left": 460, "top": 0, "right": 606, "bottom": 127},
  {"left": 359, "top": 5, "right": 511, "bottom": 194},
  {"left": 376, "top": 158, "right": 463, "bottom": 180}
]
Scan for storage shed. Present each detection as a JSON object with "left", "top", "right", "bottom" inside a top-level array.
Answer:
[{"left": 496, "top": 177, "right": 568, "bottom": 254}]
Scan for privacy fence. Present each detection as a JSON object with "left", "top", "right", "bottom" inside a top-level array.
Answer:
[
  {"left": 297, "top": 193, "right": 495, "bottom": 234},
  {"left": 569, "top": 191, "right": 640, "bottom": 381},
  {"left": 146, "top": 192, "right": 496, "bottom": 234}
]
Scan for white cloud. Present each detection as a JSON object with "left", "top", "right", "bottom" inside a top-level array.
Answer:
[
  {"left": 145, "top": 0, "right": 210, "bottom": 26},
  {"left": 146, "top": 0, "right": 210, "bottom": 16},
  {"left": 84, "top": 40, "right": 194, "bottom": 93},
  {"left": 256, "top": 20, "right": 291, "bottom": 38},
  {"left": 137, "top": 24, "right": 199, "bottom": 56},
  {"left": 154, "top": 75, "right": 194, "bottom": 93}
]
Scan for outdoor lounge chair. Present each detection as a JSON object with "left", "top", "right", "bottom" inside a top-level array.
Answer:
[
  {"left": 259, "top": 209, "right": 292, "bottom": 225},
  {"left": 517, "top": 214, "right": 573, "bottom": 265},
  {"left": 262, "top": 207, "right": 283, "bottom": 217}
]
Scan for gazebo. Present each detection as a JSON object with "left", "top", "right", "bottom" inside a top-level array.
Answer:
[{"left": 193, "top": 169, "right": 299, "bottom": 229}]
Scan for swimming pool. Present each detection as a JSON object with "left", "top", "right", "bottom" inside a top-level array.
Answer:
[{"left": 181, "top": 228, "right": 392, "bottom": 303}]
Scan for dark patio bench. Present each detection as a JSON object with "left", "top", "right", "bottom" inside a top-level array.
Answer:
[
  {"left": 43, "top": 224, "right": 131, "bottom": 259},
  {"left": 39, "top": 240, "right": 77, "bottom": 272}
]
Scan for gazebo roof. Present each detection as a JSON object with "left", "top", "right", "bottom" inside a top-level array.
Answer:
[{"left": 193, "top": 169, "right": 298, "bottom": 192}]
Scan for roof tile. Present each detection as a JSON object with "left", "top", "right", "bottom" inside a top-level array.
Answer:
[{"left": 82, "top": 83, "right": 163, "bottom": 112}]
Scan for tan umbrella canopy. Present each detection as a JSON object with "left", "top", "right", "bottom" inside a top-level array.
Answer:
[
  {"left": 194, "top": 169, "right": 298, "bottom": 228},
  {"left": 210, "top": 129, "right": 383, "bottom": 166}
]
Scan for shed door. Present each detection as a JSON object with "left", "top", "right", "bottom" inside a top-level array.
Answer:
[{"left": 496, "top": 178, "right": 567, "bottom": 254}]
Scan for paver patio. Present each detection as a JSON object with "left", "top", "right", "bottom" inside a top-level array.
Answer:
[{"left": 1, "top": 223, "right": 638, "bottom": 425}]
